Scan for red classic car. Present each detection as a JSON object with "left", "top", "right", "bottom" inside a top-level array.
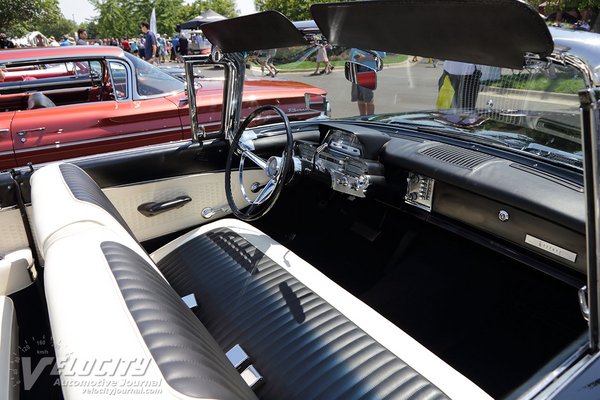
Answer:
[{"left": 0, "top": 46, "right": 326, "bottom": 170}]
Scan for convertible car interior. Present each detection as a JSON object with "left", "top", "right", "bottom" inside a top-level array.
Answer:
[{"left": 2, "top": 1, "right": 600, "bottom": 399}]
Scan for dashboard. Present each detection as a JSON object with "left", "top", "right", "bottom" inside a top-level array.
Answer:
[
  {"left": 295, "top": 124, "right": 386, "bottom": 197},
  {"left": 281, "top": 121, "right": 587, "bottom": 276}
]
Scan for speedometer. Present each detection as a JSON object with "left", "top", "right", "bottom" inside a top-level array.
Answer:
[{"left": 327, "top": 130, "right": 363, "bottom": 157}]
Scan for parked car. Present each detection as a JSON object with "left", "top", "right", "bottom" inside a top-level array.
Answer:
[
  {"left": 0, "top": 46, "right": 326, "bottom": 170},
  {"left": 3, "top": 1, "right": 600, "bottom": 400}
]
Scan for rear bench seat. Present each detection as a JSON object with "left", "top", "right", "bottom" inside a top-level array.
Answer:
[{"left": 31, "top": 162, "right": 492, "bottom": 400}]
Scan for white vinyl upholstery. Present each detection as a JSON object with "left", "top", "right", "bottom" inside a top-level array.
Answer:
[
  {"left": 44, "top": 228, "right": 177, "bottom": 400},
  {"left": 152, "top": 219, "right": 493, "bottom": 400},
  {"left": 0, "top": 296, "right": 18, "bottom": 400},
  {"left": 0, "top": 249, "right": 34, "bottom": 296},
  {"left": 30, "top": 163, "right": 135, "bottom": 258},
  {"left": 32, "top": 162, "right": 491, "bottom": 399}
]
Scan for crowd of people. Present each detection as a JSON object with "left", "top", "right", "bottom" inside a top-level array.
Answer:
[{"left": 0, "top": 24, "right": 211, "bottom": 64}]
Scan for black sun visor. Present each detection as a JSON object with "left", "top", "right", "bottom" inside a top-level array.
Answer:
[
  {"left": 311, "top": 0, "right": 554, "bottom": 69},
  {"left": 202, "top": 11, "right": 307, "bottom": 53}
]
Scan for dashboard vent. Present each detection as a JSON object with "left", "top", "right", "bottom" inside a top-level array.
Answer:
[{"left": 420, "top": 144, "right": 494, "bottom": 169}]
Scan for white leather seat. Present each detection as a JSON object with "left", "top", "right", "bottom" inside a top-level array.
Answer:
[
  {"left": 30, "top": 162, "right": 136, "bottom": 258},
  {"left": 0, "top": 296, "right": 18, "bottom": 400},
  {"left": 31, "top": 162, "right": 492, "bottom": 399}
]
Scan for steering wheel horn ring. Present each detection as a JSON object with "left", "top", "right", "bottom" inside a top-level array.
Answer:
[{"left": 224, "top": 105, "right": 294, "bottom": 221}]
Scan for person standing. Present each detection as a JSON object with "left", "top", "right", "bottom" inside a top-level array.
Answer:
[
  {"left": 178, "top": 34, "right": 189, "bottom": 60},
  {"left": 158, "top": 34, "right": 167, "bottom": 64},
  {"left": 0, "top": 33, "right": 15, "bottom": 49},
  {"left": 140, "top": 21, "right": 157, "bottom": 64},
  {"left": 349, "top": 48, "right": 384, "bottom": 116},
  {"left": 312, "top": 41, "right": 332, "bottom": 75},
  {"left": 171, "top": 35, "right": 179, "bottom": 62},
  {"left": 436, "top": 61, "right": 482, "bottom": 110},
  {"left": 59, "top": 36, "right": 70, "bottom": 46},
  {"left": 76, "top": 29, "right": 87, "bottom": 45},
  {"left": 266, "top": 48, "right": 279, "bottom": 77}
]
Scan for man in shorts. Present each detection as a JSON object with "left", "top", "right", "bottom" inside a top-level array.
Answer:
[{"left": 349, "top": 48, "right": 384, "bottom": 115}]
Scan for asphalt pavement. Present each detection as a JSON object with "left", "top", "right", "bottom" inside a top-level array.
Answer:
[{"left": 194, "top": 60, "right": 580, "bottom": 118}]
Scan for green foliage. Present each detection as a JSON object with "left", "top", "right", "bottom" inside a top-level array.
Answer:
[
  {"left": 0, "top": 0, "right": 62, "bottom": 36},
  {"left": 81, "top": 20, "right": 100, "bottom": 39},
  {"left": 255, "top": 0, "right": 326, "bottom": 21},
  {"left": 487, "top": 72, "right": 585, "bottom": 94},
  {"left": 90, "top": 0, "right": 237, "bottom": 39},
  {"left": 180, "top": 0, "right": 239, "bottom": 21},
  {"left": 38, "top": 14, "right": 78, "bottom": 39},
  {"left": 91, "top": 0, "right": 128, "bottom": 38},
  {"left": 528, "top": 0, "right": 600, "bottom": 12}
]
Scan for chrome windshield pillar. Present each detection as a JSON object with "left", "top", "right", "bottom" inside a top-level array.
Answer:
[
  {"left": 183, "top": 53, "right": 245, "bottom": 142},
  {"left": 580, "top": 87, "right": 600, "bottom": 352},
  {"left": 221, "top": 53, "right": 246, "bottom": 142}
]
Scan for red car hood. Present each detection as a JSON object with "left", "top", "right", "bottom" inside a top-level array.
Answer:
[{"left": 192, "top": 78, "right": 326, "bottom": 107}]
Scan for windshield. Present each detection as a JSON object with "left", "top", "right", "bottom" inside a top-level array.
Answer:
[
  {"left": 124, "top": 53, "right": 185, "bottom": 96},
  {"left": 242, "top": 43, "right": 586, "bottom": 170}
]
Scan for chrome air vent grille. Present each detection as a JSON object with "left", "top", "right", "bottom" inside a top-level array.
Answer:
[{"left": 420, "top": 144, "right": 494, "bottom": 169}]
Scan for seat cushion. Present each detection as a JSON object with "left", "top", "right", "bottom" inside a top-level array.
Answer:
[{"left": 153, "top": 219, "right": 492, "bottom": 400}]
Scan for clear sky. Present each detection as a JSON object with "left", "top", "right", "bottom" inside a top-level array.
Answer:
[{"left": 58, "top": 0, "right": 257, "bottom": 24}]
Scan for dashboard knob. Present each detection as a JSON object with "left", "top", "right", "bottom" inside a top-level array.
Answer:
[
  {"left": 498, "top": 210, "right": 510, "bottom": 222},
  {"left": 407, "top": 192, "right": 418, "bottom": 201}
]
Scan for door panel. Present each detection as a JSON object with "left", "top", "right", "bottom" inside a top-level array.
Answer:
[
  {"left": 104, "top": 170, "right": 268, "bottom": 242},
  {"left": 11, "top": 98, "right": 182, "bottom": 166},
  {"left": 0, "top": 112, "right": 16, "bottom": 170}
]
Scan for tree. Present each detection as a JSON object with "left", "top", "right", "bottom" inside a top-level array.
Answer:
[
  {"left": 0, "top": 0, "right": 62, "bottom": 36},
  {"left": 91, "top": 0, "right": 129, "bottom": 38},
  {"left": 38, "top": 14, "right": 78, "bottom": 39},
  {"left": 255, "top": 0, "right": 332, "bottom": 21},
  {"left": 180, "top": 0, "right": 239, "bottom": 21},
  {"left": 81, "top": 20, "right": 100, "bottom": 39}
]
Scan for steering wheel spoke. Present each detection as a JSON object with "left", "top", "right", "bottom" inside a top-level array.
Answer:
[
  {"left": 253, "top": 178, "right": 277, "bottom": 205},
  {"left": 242, "top": 149, "right": 269, "bottom": 173},
  {"left": 225, "top": 105, "right": 294, "bottom": 221}
]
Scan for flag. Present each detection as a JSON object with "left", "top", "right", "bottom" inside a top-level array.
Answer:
[{"left": 150, "top": 8, "right": 157, "bottom": 34}]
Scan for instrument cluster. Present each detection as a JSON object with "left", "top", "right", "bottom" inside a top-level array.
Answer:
[{"left": 295, "top": 128, "right": 384, "bottom": 197}]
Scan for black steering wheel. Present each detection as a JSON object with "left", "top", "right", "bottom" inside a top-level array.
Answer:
[{"left": 225, "top": 105, "right": 294, "bottom": 221}]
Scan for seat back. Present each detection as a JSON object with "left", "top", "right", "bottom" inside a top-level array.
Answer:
[
  {"left": 27, "top": 92, "right": 56, "bottom": 109},
  {"left": 33, "top": 162, "right": 257, "bottom": 399},
  {"left": 44, "top": 226, "right": 257, "bottom": 399},
  {"left": 31, "top": 163, "right": 135, "bottom": 258}
]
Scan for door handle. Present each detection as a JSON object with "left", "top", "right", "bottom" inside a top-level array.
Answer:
[
  {"left": 137, "top": 195, "right": 192, "bottom": 217},
  {"left": 17, "top": 127, "right": 45, "bottom": 136}
]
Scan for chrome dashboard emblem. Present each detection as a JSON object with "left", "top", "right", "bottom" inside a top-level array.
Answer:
[{"left": 524, "top": 234, "right": 577, "bottom": 262}]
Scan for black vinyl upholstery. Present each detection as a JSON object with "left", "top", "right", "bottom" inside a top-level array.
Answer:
[
  {"left": 101, "top": 241, "right": 258, "bottom": 400},
  {"left": 157, "top": 228, "right": 450, "bottom": 400},
  {"left": 27, "top": 92, "right": 56, "bottom": 109},
  {"left": 59, "top": 163, "right": 135, "bottom": 237}
]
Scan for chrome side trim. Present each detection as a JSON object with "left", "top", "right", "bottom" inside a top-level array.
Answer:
[
  {"left": 13, "top": 126, "right": 181, "bottom": 154},
  {"left": 0, "top": 150, "right": 14, "bottom": 157},
  {"left": 0, "top": 129, "right": 9, "bottom": 134}
]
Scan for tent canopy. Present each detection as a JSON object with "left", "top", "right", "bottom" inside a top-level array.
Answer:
[{"left": 179, "top": 10, "right": 227, "bottom": 30}]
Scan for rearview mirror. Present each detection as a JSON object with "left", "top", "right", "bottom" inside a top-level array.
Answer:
[{"left": 345, "top": 62, "right": 377, "bottom": 90}]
